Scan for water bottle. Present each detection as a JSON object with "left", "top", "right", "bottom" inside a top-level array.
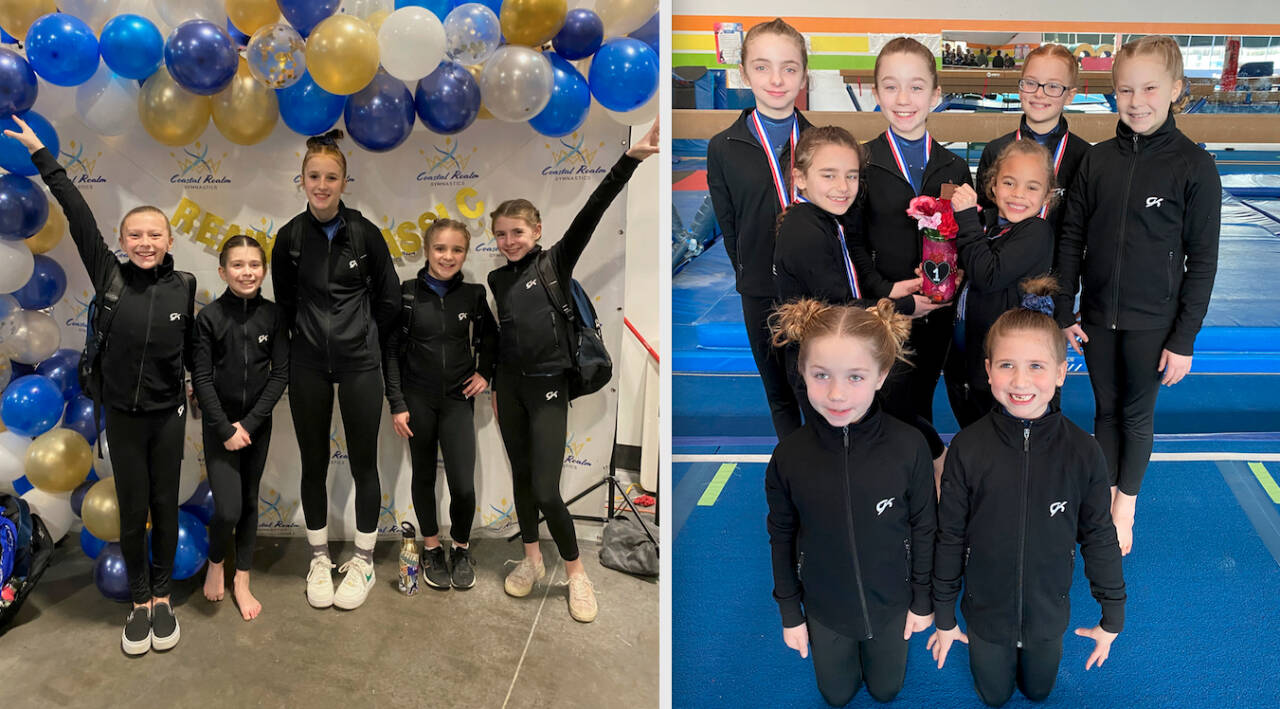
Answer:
[{"left": 397, "top": 521, "right": 418, "bottom": 596}]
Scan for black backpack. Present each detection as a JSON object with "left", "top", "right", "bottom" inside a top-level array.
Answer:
[
  {"left": 0, "top": 493, "right": 53, "bottom": 635},
  {"left": 535, "top": 252, "right": 611, "bottom": 400}
]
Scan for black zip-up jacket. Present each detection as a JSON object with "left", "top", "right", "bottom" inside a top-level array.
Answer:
[
  {"left": 765, "top": 401, "right": 936, "bottom": 640},
  {"left": 975, "top": 115, "right": 1091, "bottom": 245},
  {"left": 850, "top": 132, "right": 973, "bottom": 299},
  {"left": 192, "top": 289, "right": 289, "bottom": 443},
  {"left": 933, "top": 405, "right": 1125, "bottom": 646},
  {"left": 707, "top": 109, "right": 814, "bottom": 297},
  {"left": 956, "top": 208, "right": 1054, "bottom": 384},
  {"left": 1054, "top": 115, "right": 1221, "bottom": 355},
  {"left": 488, "top": 154, "right": 640, "bottom": 376},
  {"left": 34, "top": 147, "right": 194, "bottom": 413},
  {"left": 384, "top": 269, "right": 498, "bottom": 411},
  {"left": 271, "top": 202, "right": 400, "bottom": 372},
  {"left": 773, "top": 201, "right": 914, "bottom": 315}
]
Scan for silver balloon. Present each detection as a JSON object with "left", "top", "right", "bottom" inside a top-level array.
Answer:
[
  {"left": 7, "top": 310, "right": 61, "bottom": 365},
  {"left": 444, "top": 3, "right": 501, "bottom": 66},
  {"left": 58, "top": 0, "right": 123, "bottom": 31},
  {"left": 0, "top": 294, "right": 21, "bottom": 349},
  {"left": 155, "top": 0, "right": 224, "bottom": 27},
  {"left": 76, "top": 63, "right": 140, "bottom": 137},
  {"left": 341, "top": 0, "right": 392, "bottom": 21},
  {"left": 0, "top": 241, "right": 34, "bottom": 294},
  {"left": 478, "top": 46, "right": 554, "bottom": 123}
]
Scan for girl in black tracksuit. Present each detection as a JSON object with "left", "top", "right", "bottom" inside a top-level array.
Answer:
[
  {"left": 488, "top": 124, "right": 657, "bottom": 621},
  {"left": 1054, "top": 37, "right": 1220, "bottom": 555},
  {"left": 19, "top": 121, "right": 192, "bottom": 654},
  {"left": 931, "top": 297, "right": 1126, "bottom": 707},
  {"left": 192, "top": 235, "right": 289, "bottom": 621},
  {"left": 271, "top": 131, "right": 400, "bottom": 610},
  {"left": 766, "top": 299, "right": 936, "bottom": 706},
  {"left": 384, "top": 219, "right": 497, "bottom": 591}
]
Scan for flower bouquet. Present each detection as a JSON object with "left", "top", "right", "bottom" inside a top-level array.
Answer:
[{"left": 906, "top": 195, "right": 959, "bottom": 303}]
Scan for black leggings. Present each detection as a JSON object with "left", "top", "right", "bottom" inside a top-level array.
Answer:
[
  {"left": 1081, "top": 325, "right": 1166, "bottom": 496},
  {"left": 204, "top": 420, "right": 271, "bottom": 570},
  {"left": 106, "top": 405, "right": 186, "bottom": 605},
  {"left": 880, "top": 308, "right": 955, "bottom": 432},
  {"left": 495, "top": 370, "right": 578, "bottom": 561},
  {"left": 290, "top": 365, "right": 384, "bottom": 534},
  {"left": 968, "top": 631, "right": 1062, "bottom": 706},
  {"left": 404, "top": 388, "right": 476, "bottom": 544},
  {"left": 808, "top": 616, "right": 909, "bottom": 705},
  {"left": 742, "top": 294, "right": 802, "bottom": 439}
]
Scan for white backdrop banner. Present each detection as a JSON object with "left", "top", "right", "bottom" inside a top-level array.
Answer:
[{"left": 36, "top": 91, "right": 630, "bottom": 541}]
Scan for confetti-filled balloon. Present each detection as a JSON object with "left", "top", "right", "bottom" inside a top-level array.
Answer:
[{"left": 245, "top": 22, "right": 306, "bottom": 89}]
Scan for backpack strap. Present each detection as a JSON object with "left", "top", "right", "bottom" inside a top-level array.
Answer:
[
  {"left": 348, "top": 223, "right": 372, "bottom": 290},
  {"left": 176, "top": 271, "right": 197, "bottom": 319},
  {"left": 93, "top": 267, "right": 127, "bottom": 348},
  {"left": 536, "top": 251, "right": 576, "bottom": 325},
  {"left": 399, "top": 279, "right": 416, "bottom": 342}
]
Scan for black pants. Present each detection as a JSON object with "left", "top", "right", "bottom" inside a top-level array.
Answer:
[
  {"left": 203, "top": 420, "right": 271, "bottom": 570},
  {"left": 741, "top": 294, "right": 802, "bottom": 439},
  {"left": 808, "top": 616, "right": 908, "bottom": 706},
  {"left": 881, "top": 308, "right": 955, "bottom": 432},
  {"left": 968, "top": 631, "right": 1063, "bottom": 706},
  {"left": 290, "top": 365, "right": 384, "bottom": 534},
  {"left": 404, "top": 388, "right": 476, "bottom": 544},
  {"left": 495, "top": 370, "right": 578, "bottom": 561},
  {"left": 1081, "top": 325, "right": 1166, "bottom": 495},
  {"left": 106, "top": 405, "right": 186, "bottom": 605}
]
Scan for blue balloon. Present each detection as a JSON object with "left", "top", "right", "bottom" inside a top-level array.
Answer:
[
  {"left": 0, "top": 174, "right": 49, "bottom": 240},
  {"left": 100, "top": 14, "right": 164, "bottom": 81},
  {"left": 80, "top": 526, "right": 107, "bottom": 559},
  {"left": 344, "top": 71, "right": 415, "bottom": 152},
  {"left": 0, "top": 48, "right": 38, "bottom": 116},
  {"left": 279, "top": 0, "right": 341, "bottom": 37},
  {"left": 13, "top": 256, "right": 67, "bottom": 311},
  {"left": 164, "top": 20, "right": 238, "bottom": 96},
  {"left": 588, "top": 38, "right": 658, "bottom": 112},
  {"left": 414, "top": 62, "right": 480, "bottom": 135},
  {"left": 278, "top": 71, "right": 347, "bottom": 136},
  {"left": 0, "top": 28, "right": 15, "bottom": 45},
  {"left": 226, "top": 18, "right": 251, "bottom": 46},
  {"left": 181, "top": 480, "right": 215, "bottom": 526},
  {"left": 94, "top": 542, "right": 131, "bottom": 600},
  {"left": 0, "top": 110, "right": 60, "bottom": 177},
  {"left": 552, "top": 9, "right": 603, "bottom": 61},
  {"left": 35, "top": 347, "right": 79, "bottom": 401},
  {"left": 530, "top": 52, "right": 590, "bottom": 138},
  {"left": 63, "top": 394, "right": 105, "bottom": 445},
  {"left": 475, "top": 0, "right": 502, "bottom": 16},
  {"left": 397, "top": 0, "right": 453, "bottom": 20},
  {"left": 151, "top": 509, "right": 209, "bottom": 581},
  {"left": 627, "top": 13, "right": 659, "bottom": 54},
  {"left": 10, "top": 361, "right": 33, "bottom": 378},
  {"left": 70, "top": 478, "right": 96, "bottom": 517},
  {"left": 2, "top": 374, "right": 64, "bottom": 437},
  {"left": 25, "top": 13, "right": 100, "bottom": 87}
]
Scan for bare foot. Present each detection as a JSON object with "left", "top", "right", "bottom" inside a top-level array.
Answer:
[
  {"left": 204, "top": 561, "right": 225, "bottom": 602},
  {"left": 233, "top": 571, "right": 261, "bottom": 621},
  {"left": 1111, "top": 492, "right": 1137, "bottom": 556}
]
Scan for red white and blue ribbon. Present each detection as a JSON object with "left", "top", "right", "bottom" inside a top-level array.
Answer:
[
  {"left": 1016, "top": 127, "right": 1069, "bottom": 218},
  {"left": 749, "top": 111, "right": 798, "bottom": 209},
  {"left": 885, "top": 129, "right": 931, "bottom": 195},
  {"left": 795, "top": 195, "right": 861, "bottom": 299}
]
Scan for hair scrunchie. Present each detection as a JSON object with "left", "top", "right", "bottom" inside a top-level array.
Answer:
[{"left": 1021, "top": 293, "right": 1055, "bottom": 316}]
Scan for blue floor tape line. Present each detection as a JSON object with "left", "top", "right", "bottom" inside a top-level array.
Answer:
[{"left": 1218, "top": 461, "right": 1280, "bottom": 568}]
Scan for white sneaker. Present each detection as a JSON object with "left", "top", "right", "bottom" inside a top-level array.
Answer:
[
  {"left": 307, "top": 554, "right": 336, "bottom": 608},
  {"left": 333, "top": 555, "right": 375, "bottom": 610}
]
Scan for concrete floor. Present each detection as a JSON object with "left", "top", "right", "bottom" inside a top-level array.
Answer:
[{"left": 1, "top": 536, "right": 658, "bottom": 708}]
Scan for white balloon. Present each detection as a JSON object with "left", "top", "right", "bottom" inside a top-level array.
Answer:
[
  {"left": 0, "top": 240, "right": 34, "bottom": 294},
  {"left": 479, "top": 46, "right": 554, "bottom": 122},
  {"left": 602, "top": 93, "right": 657, "bottom": 126},
  {"left": 77, "top": 64, "right": 141, "bottom": 137},
  {"left": 21, "top": 487, "right": 74, "bottom": 541},
  {"left": 594, "top": 0, "right": 656, "bottom": 37},
  {"left": 0, "top": 430, "right": 30, "bottom": 486},
  {"left": 155, "top": 0, "right": 225, "bottom": 27},
  {"left": 6, "top": 310, "right": 61, "bottom": 365},
  {"left": 378, "top": 7, "right": 446, "bottom": 81},
  {"left": 58, "top": 0, "right": 123, "bottom": 31},
  {"left": 93, "top": 435, "right": 113, "bottom": 477}
]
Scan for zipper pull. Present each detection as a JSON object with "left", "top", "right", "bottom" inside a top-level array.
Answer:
[
  {"left": 1023, "top": 425, "right": 1030, "bottom": 452},
  {"left": 843, "top": 426, "right": 849, "bottom": 450}
]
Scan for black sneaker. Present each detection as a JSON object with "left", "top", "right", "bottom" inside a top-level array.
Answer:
[
  {"left": 422, "top": 546, "right": 451, "bottom": 590},
  {"left": 121, "top": 606, "right": 151, "bottom": 656},
  {"left": 450, "top": 546, "right": 476, "bottom": 589},
  {"left": 150, "top": 601, "right": 180, "bottom": 651}
]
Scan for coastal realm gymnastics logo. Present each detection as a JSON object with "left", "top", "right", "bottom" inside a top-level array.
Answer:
[
  {"left": 471, "top": 223, "right": 500, "bottom": 255},
  {"left": 417, "top": 138, "right": 480, "bottom": 186},
  {"left": 59, "top": 140, "right": 107, "bottom": 187},
  {"left": 542, "top": 133, "right": 608, "bottom": 181},
  {"left": 564, "top": 432, "right": 593, "bottom": 468},
  {"left": 170, "top": 142, "right": 232, "bottom": 188}
]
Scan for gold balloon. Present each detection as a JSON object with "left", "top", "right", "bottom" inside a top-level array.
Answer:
[
  {"left": 465, "top": 64, "right": 495, "bottom": 120},
  {"left": 25, "top": 200, "right": 64, "bottom": 254},
  {"left": 306, "top": 15, "right": 380, "bottom": 96},
  {"left": 499, "top": 0, "right": 566, "bottom": 47},
  {"left": 139, "top": 67, "right": 212, "bottom": 147},
  {"left": 25, "top": 429, "right": 93, "bottom": 494},
  {"left": 0, "top": 0, "right": 56, "bottom": 40},
  {"left": 82, "top": 477, "right": 120, "bottom": 542},
  {"left": 226, "top": 0, "right": 280, "bottom": 36},
  {"left": 213, "top": 59, "right": 279, "bottom": 146},
  {"left": 367, "top": 8, "right": 390, "bottom": 33}
]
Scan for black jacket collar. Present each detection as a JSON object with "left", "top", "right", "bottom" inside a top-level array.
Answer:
[
  {"left": 305, "top": 200, "right": 366, "bottom": 231},
  {"left": 122, "top": 252, "right": 175, "bottom": 283},
  {"left": 415, "top": 266, "right": 465, "bottom": 293},
  {"left": 990, "top": 398, "right": 1063, "bottom": 448},
  {"left": 809, "top": 398, "right": 885, "bottom": 448},
  {"left": 1115, "top": 113, "right": 1178, "bottom": 153},
  {"left": 1018, "top": 114, "right": 1070, "bottom": 143},
  {"left": 867, "top": 130, "right": 957, "bottom": 190},
  {"left": 216, "top": 286, "right": 263, "bottom": 308},
  {"left": 726, "top": 108, "right": 814, "bottom": 148}
]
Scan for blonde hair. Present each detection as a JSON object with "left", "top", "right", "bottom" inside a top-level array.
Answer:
[
  {"left": 302, "top": 129, "right": 348, "bottom": 178},
  {"left": 119, "top": 206, "right": 170, "bottom": 238},
  {"left": 771, "top": 298, "right": 911, "bottom": 373},
  {"left": 489, "top": 199, "right": 541, "bottom": 230},
  {"left": 874, "top": 37, "right": 938, "bottom": 89},
  {"left": 424, "top": 218, "right": 472, "bottom": 248},
  {"left": 1023, "top": 43, "right": 1079, "bottom": 88},
  {"left": 742, "top": 18, "right": 807, "bottom": 69},
  {"left": 985, "top": 274, "right": 1066, "bottom": 363},
  {"left": 1114, "top": 35, "right": 1190, "bottom": 113},
  {"left": 983, "top": 139, "right": 1058, "bottom": 210}
]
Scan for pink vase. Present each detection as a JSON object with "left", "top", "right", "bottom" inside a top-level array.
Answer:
[{"left": 920, "top": 233, "right": 958, "bottom": 303}]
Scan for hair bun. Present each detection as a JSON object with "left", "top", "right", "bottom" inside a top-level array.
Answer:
[
  {"left": 770, "top": 298, "right": 831, "bottom": 348},
  {"left": 306, "top": 129, "right": 345, "bottom": 150}
]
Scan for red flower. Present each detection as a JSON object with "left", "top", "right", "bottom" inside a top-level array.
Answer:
[
  {"left": 906, "top": 195, "right": 940, "bottom": 220},
  {"left": 938, "top": 200, "right": 958, "bottom": 238}
]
